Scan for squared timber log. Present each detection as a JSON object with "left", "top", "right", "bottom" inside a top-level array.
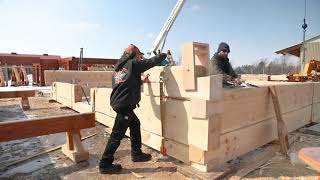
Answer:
[
  {"left": 51, "top": 82, "right": 83, "bottom": 109},
  {"left": 0, "top": 113, "right": 95, "bottom": 163},
  {"left": 0, "top": 113, "right": 95, "bottom": 142},
  {"left": 182, "top": 42, "right": 210, "bottom": 91},
  {"left": 0, "top": 90, "right": 36, "bottom": 110}
]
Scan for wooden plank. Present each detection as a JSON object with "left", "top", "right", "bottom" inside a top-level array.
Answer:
[
  {"left": 177, "top": 164, "right": 235, "bottom": 180},
  {"left": 0, "top": 90, "right": 36, "bottom": 99},
  {"left": 221, "top": 83, "right": 314, "bottom": 134},
  {"left": 269, "top": 86, "right": 289, "bottom": 155},
  {"left": 45, "top": 70, "right": 113, "bottom": 86},
  {"left": 230, "top": 144, "right": 279, "bottom": 179},
  {"left": 269, "top": 75, "right": 288, "bottom": 81},
  {"left": 0, "top": 112, "right": 95, "bottom": 142},
  {"left": 240, "top": 74, "right": 269, "bottom": 82},
  {"left": 182, "top": 43, "right": 196, "bottom": 91},
  {"left": 299, "top": 147, "right": 320, "bottom": 172}
]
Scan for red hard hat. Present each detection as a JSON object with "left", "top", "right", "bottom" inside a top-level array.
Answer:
[{"left": 124, "top": 44, "right": 144, "bottom": 55}]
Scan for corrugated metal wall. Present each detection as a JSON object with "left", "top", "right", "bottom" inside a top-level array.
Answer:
[
  {"left": 305, "top": 42, "right": 320, "bottom": 62},
  {"left": 301, "top": 42, "right": 320, "bottom": 63}
]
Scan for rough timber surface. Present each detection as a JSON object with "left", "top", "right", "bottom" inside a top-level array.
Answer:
[
  {"left": 45, "top": 70, "right": 113, "bottom": 86},
  {"left": 0, "top": 113, "right": 95, "bottom": 142},
  {"left": 53, "top": 74, "right": 319, "bottom": 173},
  {"left": 90, "top": 77, "right": 318, "bottom": 172}
]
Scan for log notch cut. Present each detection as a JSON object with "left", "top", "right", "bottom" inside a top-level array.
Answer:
[{"left": 0, "top": 112, "right": 96, "bottom": 162}]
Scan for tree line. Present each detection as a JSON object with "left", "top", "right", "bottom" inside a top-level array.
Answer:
[{"left": 234, "top": 58, "right": 301, "bottom": 75}]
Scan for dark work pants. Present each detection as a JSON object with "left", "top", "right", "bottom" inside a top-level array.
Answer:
[{"left": 101, "top": 108, "right": 142, "bottom": 165}]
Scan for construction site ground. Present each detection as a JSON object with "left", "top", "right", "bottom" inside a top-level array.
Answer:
[{"left": 0, "top": 95, "right": 319, "bottom": 179}]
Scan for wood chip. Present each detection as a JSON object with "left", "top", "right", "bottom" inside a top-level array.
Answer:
[{"left": 131, "top": 171, "right": 144, "bottom": 178}]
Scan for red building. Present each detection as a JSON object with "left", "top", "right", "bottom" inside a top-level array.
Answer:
[
  {"left": 0, "top": 52, "right": 117, "bottom": 86},
  {"left": 59, "top": 57, "right": 117, "bottom": 70},
  {"left": 0, "top": 53, "right": 61, "bottom": 86}
]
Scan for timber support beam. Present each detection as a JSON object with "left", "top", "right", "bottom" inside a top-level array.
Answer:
[
  {"left": 0, "top": 90, "right": 36, "bottom": 110},
  {"left": 0, "top": 112, "right": 95, "bottom": 163}
]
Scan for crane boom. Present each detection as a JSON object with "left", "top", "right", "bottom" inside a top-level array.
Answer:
[{"left": 147, "top": 0, "right": 185, "bottom": 55}]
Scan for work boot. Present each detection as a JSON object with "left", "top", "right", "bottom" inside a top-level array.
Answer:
[
  {"left": 132, "top": 152, "right": 152, "bottom": 162},
  {"left": 99, "top": 163, "right": 122, "bottom": 174}
]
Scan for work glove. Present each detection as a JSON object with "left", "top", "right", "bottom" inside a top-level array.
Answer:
[
  {"left": 155, "top": 53, "right": 167, "bottom": 66},
  {"left": 158, "top": 53, "right": 167, "bottom": 60}
]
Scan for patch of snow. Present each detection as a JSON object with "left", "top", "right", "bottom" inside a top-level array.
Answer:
[
  {"left": 0, "top": 156, "right": 54, "bottom": 178},
  {"left": 0, "top": 86, "right": 51, "bottom": 93}
]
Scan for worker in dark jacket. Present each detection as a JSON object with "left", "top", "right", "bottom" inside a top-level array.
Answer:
[
  {"left": 99, "top": 44, "right": 167, "bottom": 174},
  {"left": 209, "top": 42, "right": 240, "bottom": 86}
]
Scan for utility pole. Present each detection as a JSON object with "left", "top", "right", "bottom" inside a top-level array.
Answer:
[
  {"left": 78, "top": 48, "right": 84, "bottom": 71},
  {"left": 301, "top": 0, "right": 308, "bottom": 73}
]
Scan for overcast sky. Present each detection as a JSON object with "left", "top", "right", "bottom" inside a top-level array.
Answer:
[{"left": 0, "top": 0, "right": 319, "bottom": 66}]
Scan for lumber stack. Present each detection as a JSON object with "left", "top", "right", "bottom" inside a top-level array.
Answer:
[
  {"left": 240, "top": 74, "right": 270, "bottom": 82},
  {"left": 240, "top": 74, "right": 288, "bottom": 82},
  {"left": 52, "top": 42, "right": 320, "bottom": 172}
]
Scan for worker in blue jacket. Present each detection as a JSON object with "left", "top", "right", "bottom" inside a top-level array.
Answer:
[{"left": 99, "top": 44, "right": 167, "bottom": 174}]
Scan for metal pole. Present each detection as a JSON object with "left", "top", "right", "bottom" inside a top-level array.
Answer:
[
  {"left": 78, "top": 48, "right": 83, "bottom": 71},
  {"left": 301, "top": 30, "right": 306, "bottom": 73},
  {"left": 301, "top": 0, "right": 308, "bottom": 74}
]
